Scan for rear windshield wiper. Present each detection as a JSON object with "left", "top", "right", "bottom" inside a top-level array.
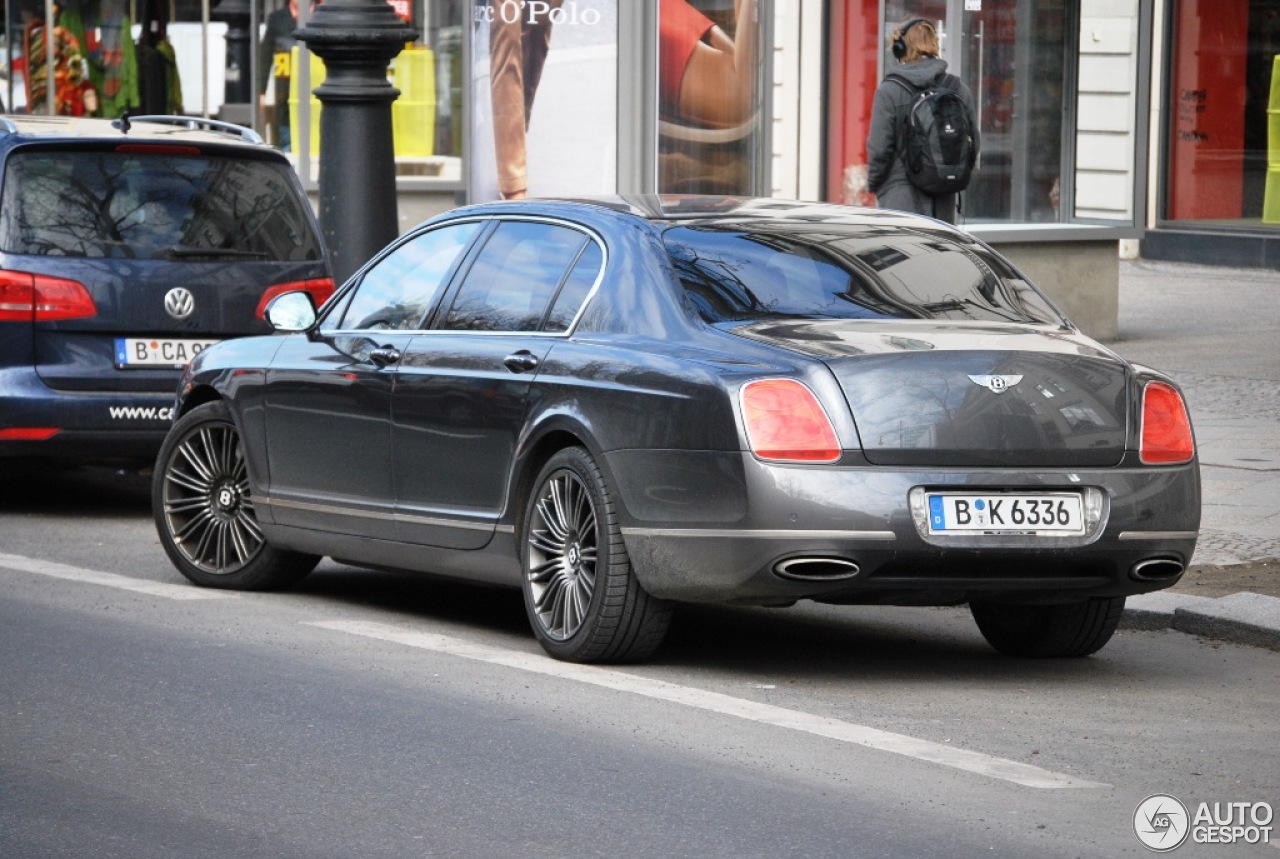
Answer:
[{"left": 162, "top": 246, "right": 271, "bottom": 260}]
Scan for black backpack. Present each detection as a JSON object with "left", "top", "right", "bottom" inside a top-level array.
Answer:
[{"left": 888, "top": 73, "right": 976, "bottom": 196}]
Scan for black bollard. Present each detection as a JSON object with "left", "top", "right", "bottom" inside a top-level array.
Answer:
[{"left": 296, "top": 0, "right": 419, "bottom": 285}]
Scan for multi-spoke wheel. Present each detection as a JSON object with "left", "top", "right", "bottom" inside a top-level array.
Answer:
[
  {"left": 522, "top": 447, "right": 672, "bottom": 663},
  {"left": 153, "top": 401, "right": 318, "bottom": 590}
]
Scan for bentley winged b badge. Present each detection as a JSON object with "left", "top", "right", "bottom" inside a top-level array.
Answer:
[{"left": 968, "top": 374, "right": 1023, "bottom": 394}]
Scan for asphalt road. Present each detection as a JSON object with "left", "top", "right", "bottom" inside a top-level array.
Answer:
[{"left": 2, "top": 466, "right": 1279, "bottom": 858}]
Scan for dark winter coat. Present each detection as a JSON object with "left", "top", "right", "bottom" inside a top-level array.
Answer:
[{"left": 866, "top": 56, "right": 980, "bottom": 224}]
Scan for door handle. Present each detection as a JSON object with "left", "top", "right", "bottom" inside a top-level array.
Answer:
[
  {"left": 369, "top": 346, "right": 402, "bottom": 368},
  {"left": 504, "top": 351, "right": 539, "bottom": 373}
]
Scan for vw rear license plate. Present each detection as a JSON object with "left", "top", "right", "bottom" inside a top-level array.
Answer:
[
  {"left": 115, "top": 338, "right": 218, "bottom": 368},
  {"left": 927, "top": 492, "right": 1085, "bottom": 535}
]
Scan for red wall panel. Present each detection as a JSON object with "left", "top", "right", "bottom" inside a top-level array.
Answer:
[
  {"left": 825, "top": 0, "right": 881, "bottom": 204},
  {"left": 1168, "top": 0, "right": 1249, "bottom": 219}
]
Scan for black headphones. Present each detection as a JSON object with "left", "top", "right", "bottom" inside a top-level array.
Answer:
[{"left": 892, "top": 19, "right": 927, "bottom": 60}]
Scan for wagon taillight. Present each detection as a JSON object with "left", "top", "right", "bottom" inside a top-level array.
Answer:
[{"left": 0, "top": 270, "right": 97, "bottom": 322}]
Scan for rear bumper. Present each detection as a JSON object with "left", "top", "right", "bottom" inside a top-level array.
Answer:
[
  {"left": 605, "top": 450, "right": 1201, "bottom": 606},
  {"left": 619, "top": 531, "right": 1196, "bottom": 605},
  {"left": 1, "top": 368, "right": 175, "bottom": 463}
]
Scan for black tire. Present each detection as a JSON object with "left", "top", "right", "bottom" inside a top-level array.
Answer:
[
  {"left": 153, "top": 400, "right": 319, "bottom": 590},
  {"left": 521, "top": 447, "right": 673, "bottom": 663},
  {"left": 970, "top": 597, "right": 1126, "bottom": 658}
]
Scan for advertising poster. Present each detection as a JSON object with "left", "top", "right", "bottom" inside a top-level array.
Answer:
[
  {"left": 657, "top": 0, "right": 763, "bottom": 194},
  {"left": 470, "top": 0, "right": 618, "bottom": 201}
]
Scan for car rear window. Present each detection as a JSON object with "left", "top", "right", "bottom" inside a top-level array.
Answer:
[
  {"left": 663, "top": 222, "right": 1064, "bottom": 326},
  {"left": 0, "top": 149, "right": 322, "bottom": 261}
]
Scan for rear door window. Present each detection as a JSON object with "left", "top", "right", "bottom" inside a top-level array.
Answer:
[
  {"left": 442, "top": 220, "right": 590, "bottom": 332},
  {"left": 543, "top": 240, "right": 603, "bottom": 333},
  {"left": 0, "top": 149, "right": 322, "bottom": 261}
]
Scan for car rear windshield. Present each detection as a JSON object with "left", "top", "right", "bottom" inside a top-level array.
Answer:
[
  {"left": 0, "top": 148, "right": 323, "bottom": 261},
  {"left": 663, "top": 222, "right": 1064, "bottom": 326}
]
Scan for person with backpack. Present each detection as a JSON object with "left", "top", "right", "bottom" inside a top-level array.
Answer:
[{"left": 866, "top": 18, "right": 979, "bottom": 224}]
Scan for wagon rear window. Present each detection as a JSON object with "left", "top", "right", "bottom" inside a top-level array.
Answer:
[
  {"left": 664, "top": 223, "right": 1063, "bottom": 326},
  {"left": 0, "top": 149, "right": 322, "bottom": 261}
]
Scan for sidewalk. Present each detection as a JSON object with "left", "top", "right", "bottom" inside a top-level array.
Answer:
[{"left": 1109, "top": 259, "right": 1280, "bottom": 649}]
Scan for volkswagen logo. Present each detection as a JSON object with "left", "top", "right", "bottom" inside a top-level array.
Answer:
[
  {"left": 968, "top": 374, "right": 1023, "bottom": 394},
  {"left": 164, "top": 287, "right": 196, "bottom": 321}
]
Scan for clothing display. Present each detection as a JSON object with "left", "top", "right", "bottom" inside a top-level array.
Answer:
[
  {"left": 21, "top": 0, "right": 141, "bottom": 118},
  {"left": 60, "top": 0, "right": 139, "bottom": 118},
  {"left": 24, "top": 17, "right": 89, "bottom": 115}
]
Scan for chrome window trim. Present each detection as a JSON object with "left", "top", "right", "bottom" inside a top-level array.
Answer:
[{"left": 319, "top": 214, "right": 608, "bottom": 339}]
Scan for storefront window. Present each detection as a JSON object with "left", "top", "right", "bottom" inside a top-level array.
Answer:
[
  {"left": 656, "top": 0, "right": 767, "bottom": 195},
  {"left": 837, "top": 0, "right": 1142, "bottom": 228},
  {"left": 1165, "top": 0, "right": 1280, "bottom": 228},
  {"left": 281, "top": 0, "right": 467, "bottom": 184},
  {"left": 882, "top": 0, "right": 1070, "bottom": 223},
  {"left": 962, "top": 0, "right": 1069, "bottom": 222},
  {"left": 2, "top": 0, "right": 465, "bottom": 187}
]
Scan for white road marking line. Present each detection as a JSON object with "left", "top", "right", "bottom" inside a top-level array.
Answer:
[
  {"left": 305, "top": 619, "right": 1109, "bottom": 790},
  {"left": 0, "top": 553, "right": 235, "bottom": 601}
]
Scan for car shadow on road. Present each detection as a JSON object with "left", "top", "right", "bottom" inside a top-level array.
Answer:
[
  {"left": 0, "top": 461, "right": 151, "bottom": 515},
  {"left": 288, "top": 563, "right": 1167, "bottom": 686},
  {"left": 293, "top": 563, "right": 533, "bottom": 638}
]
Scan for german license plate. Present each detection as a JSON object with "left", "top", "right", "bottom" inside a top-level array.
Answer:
[
  {"left": 115, "top": 337, "right": 218, "bottom": 368},
  {"left": 926, "top": 492, "right": 1085, "bottom": 535}
]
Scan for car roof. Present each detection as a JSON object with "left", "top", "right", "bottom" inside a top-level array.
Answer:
[
  {"left": 0, "top": 114, "right": 270, "bottom": 150},
  {"left": 435, "top": 195, "right": 966, "bottom": 236}
]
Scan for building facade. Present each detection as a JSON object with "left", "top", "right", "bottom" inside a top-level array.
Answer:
[{"left": 5, "top": 0, "right": 1276, "bottom": 275}]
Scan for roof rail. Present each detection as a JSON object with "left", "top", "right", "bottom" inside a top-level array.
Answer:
[
  {"left": 0, "top": 117, "right": 20, "bottom": 135},
  {"left": 115, "top": 115, "right": 265, "bottom": 145}
]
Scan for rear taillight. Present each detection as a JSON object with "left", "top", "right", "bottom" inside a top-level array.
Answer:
[
  {"left": 0, "top": 270, "right": 97, "bottom": 321},
  {"left": 740, "top": 379, "right": 841, "bottom": 463},
  {"left": 1140, "top": 381, "right": 1194, "bottom": 464},
  {"left": 0, "top": 428, "right": 61, "bottom": 440},
  {"left": 255, "top": 278, "right": 337, "bottom": 320}
]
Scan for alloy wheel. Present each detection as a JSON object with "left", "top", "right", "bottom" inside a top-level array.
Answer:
[
  {"left": 160, "top": 422, "right": 264, "bottom": 575},
  {"left": 526, "top": 469, "right": 598, "bottom": 641}
]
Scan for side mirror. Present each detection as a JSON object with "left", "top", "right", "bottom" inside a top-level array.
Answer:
[{"left": 264, "top": 291, "right": 318, "bottom": 332}]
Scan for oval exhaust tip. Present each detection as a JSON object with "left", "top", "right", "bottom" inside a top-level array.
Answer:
[
  {"left": 774, "top": 557, "right": 861, "bottom": 582},
  {"left": 1130, "top": 558, "right": 1185, "bottom": 582}
]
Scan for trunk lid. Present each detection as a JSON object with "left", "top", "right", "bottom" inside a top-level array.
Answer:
[{"left": 732, "top": 319, "right": 1131, "bottom": 467}]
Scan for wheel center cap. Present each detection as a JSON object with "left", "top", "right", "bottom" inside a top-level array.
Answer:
[
  {"left": 216, "top": 484, "right": 238, "bottom": 511},
  {"left": 567, "top": 544, "right": 581, "bottom": 567}
]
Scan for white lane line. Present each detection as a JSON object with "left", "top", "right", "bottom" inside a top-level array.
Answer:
[
  {"left": 306, "top": 619, "right": 1109, "bottom": 790},
  {"left": 0, "top": 553, "right": 235, "bottom": 601}
]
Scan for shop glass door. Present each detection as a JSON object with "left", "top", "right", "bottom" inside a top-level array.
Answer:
[{"left": 885, "top": 0, "right": 1072, "bottom": 223}]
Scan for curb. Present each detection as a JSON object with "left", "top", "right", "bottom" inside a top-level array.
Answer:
[{"left": 1122, "top": 592, "right": 1280, "bottom": 651}]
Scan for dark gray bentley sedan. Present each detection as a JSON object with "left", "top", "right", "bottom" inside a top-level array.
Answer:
[{"left": 152, "top": 197, "right": 1199, "bottom": 663}]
